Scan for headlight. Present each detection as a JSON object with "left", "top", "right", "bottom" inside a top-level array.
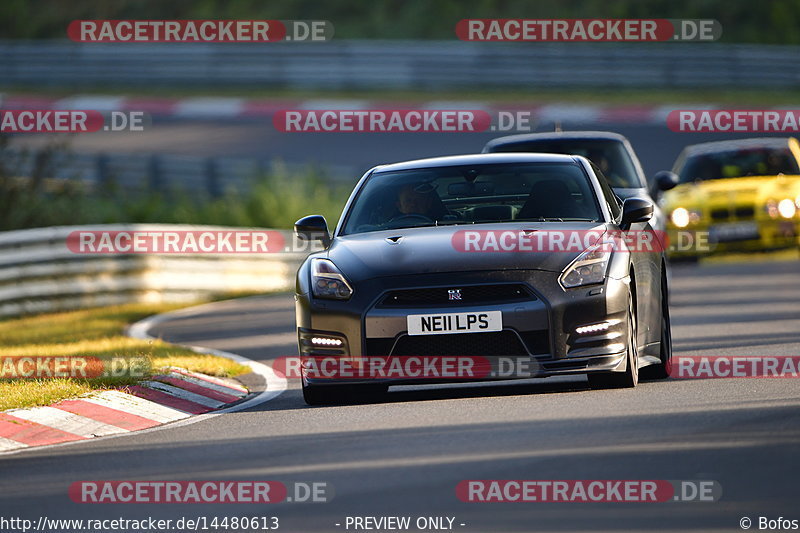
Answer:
[
  {"left": 560, "top": 244, "right": 612, "bottom": 289},
  {"left": 670, "top": 207, "right": 690, "bottom": 228},
  {"left": 777, "top": 198, "right": 796, "bottom": 219},
  {"left": 670, "top": 207, "right": 700, "bottom": 228},
  {"left": 311, "top": 258, "right": 353, "bottom": 300}
]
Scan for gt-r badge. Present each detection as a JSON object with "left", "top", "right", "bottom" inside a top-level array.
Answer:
[{"left": 448, "top": 289, "right": 462, "bottom": 301}]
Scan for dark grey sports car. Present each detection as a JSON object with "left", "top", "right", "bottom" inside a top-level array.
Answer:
[{"left": 294, "top": 153, "right": 672, "bottom": 405}]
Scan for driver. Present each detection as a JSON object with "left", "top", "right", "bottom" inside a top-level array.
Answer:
[
  {"left": 764, "top": 150, "right": 791, "bottom": 175},
  {"left": 586, "top": 149, "right": 623, "bottom": 186},
  {"left": 396, "top": 183, "right": 438, "bottom": 218}
]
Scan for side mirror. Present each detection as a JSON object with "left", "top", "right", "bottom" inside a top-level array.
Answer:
[
  {"left": 620, "top": 197, "right": 653, "bottom": 229},
  {"left": 653, "top": 170, "right": 679, "bottom": 192},
  {"left": 295, "top": 215, "right": 331, "bottom": 247}
]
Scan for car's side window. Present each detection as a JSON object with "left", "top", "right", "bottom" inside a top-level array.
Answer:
[{"left": 590, "top": 162, "right": 622, "bottom": 220}]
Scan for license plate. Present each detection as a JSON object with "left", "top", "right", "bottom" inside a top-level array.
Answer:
[
  {"left": 406, "top": 311, "right": 502, "bottom": 336},
  {"left": 709, "top": 222, "right": 759, "bottom": 242}
]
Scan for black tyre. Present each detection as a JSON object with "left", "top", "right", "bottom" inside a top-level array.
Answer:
[{"left": 641, "top": 279, "right": 672, "bottom": 380}]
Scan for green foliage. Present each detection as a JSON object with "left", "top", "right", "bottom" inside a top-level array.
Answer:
[{"left": 0, "top": 138, "right": 349, "bottom": 231}]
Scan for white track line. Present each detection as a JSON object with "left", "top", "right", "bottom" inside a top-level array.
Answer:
[
  {"left": 126, "top": 296, "right": 288, "bottom": 414},
  {"left": 1, "top": 297, "right": 287, "bottom": 456}
]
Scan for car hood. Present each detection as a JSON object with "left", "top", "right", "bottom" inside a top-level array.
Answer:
[
  {"left": 327, "top": 223, "right": 608, "bottom": 282},
  {"left": 664, "top": 175, "right": 800, "bottom": 208}
]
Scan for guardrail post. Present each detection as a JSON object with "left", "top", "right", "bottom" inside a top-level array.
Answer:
[
  {"left": 206, "top": 158, "right": 221, "bottom": 197},
  {"left": 96, "top": 154, "right": 110, "bottom": 188},
  {"left": 148, "top": 154, "right": 162, "bottom": 191}
]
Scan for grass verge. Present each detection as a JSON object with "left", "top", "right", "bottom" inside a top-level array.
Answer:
[{"left": 0, "top": 303, "right": 250, "bottom": 411}]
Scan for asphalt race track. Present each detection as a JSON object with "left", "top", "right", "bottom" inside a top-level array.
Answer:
[{"left": 1, "top": 259, "right": 798, "bottom": 532}]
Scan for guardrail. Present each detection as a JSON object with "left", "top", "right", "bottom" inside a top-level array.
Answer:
[
  {"left": 0, "top": 224, "right": 309, "bottom": 317},
  {"left": 1, "top": 40, "right": 799, "bottom": 89},
  {"left": 2, "top": 148, "right": 360, "bottom": 195}
]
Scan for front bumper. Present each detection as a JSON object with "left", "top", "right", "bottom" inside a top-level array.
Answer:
[
  {"left": 667, "top": 219, "right": 799, "bottom": 258},
  {"left": 296, "top": 270, "right": 630, "bottom": 386}
]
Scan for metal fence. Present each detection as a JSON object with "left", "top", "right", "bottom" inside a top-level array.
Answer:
[
  {"left": 2, "top": 148, "right": 360, "bottom": 195},
  {"left": 0, "top": 224, "right": 306, "bottom": 317},
  {"left": 1, "top": 40, "right": 798, "bottom": 90}
]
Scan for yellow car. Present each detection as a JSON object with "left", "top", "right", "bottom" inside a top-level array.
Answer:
[{"left": 661, "top": 137, "right": 800, "bottom": 258}]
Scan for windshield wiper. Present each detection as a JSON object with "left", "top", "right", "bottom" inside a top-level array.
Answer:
[
  {"left": 434, "top": 220, "right": 469, "bottom": 226},
  {"left": 516, "top": 217, "right": 597, "bottom": 222},
  {"left": 384, "top": 221, "right": 467, "bottom": 230},
  {"left": 383, "top": 223, "right": 435, "bottom": 230},
  {"left": 516, "top": 217, "right": 564, "bottom": 222}
]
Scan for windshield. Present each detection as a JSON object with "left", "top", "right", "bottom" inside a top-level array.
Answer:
[
  {"left": 341, "top": 162, "right": 602, "bottom": 235},
  {"left": 487, "top": 139, "right": 642, "bottom": 189},
  {"left": 677, "top": 147, "right": 799, "bottom": 183}
]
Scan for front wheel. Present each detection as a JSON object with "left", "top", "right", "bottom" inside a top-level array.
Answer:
[
  {"left": 588, "top": 298, "right": 638, "bottom": 389},
  {"left": 642, "top": 276, "right": 672, "bottom": 380}
]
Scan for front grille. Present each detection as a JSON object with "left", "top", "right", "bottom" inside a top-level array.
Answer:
[
  {"left": 734, "top": 206, "right": 755, "bottom": 219},
  {"left": 385, "top": 330, "right": 527, "bottom": 356},
  {"left": 711, "top": 208, "right": 729, "bottom": 221},
  {"left": 365, "top": 337, "right": 395, "bottom": 357},
  {"left": 519, "top": 330, "right": 550, "bottom": 355},
  {"left": 379, "top": 284, "right": 533, "bottom": 307},
  {"left": 710, "top": 206, "right": 755, "bottom": 222}
]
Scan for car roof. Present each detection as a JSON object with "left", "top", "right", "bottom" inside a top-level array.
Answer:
[
  {"left": 483, "top": 131, "right": 630, "bottom": 150},
  {"left": 373, "top": 152, "right": 581, "bottom": 173},
  {"left": 681, "top": 137, "right": 795, "bottom": 156}
]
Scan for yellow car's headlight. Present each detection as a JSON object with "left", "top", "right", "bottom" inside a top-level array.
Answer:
[
  {"left": 778, "top": 198, "right": 797, "bottom": 219},
  {"left": 671, "top": 208, "right": 690, "bottom": 228},
  {"left": 767, "top": 199, "right": 797, "bottom": 219},
  {"left": 670, "top": 207, "right": 700, "bottom": 228}
]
